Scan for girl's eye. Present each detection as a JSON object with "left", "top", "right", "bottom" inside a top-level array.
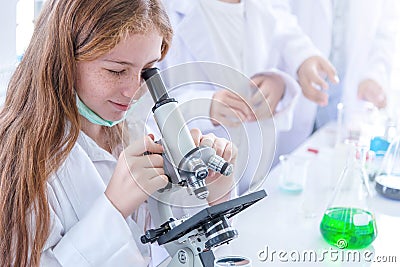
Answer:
[{"left": 107, "top": 69, "right": 126, "bottom": 76}]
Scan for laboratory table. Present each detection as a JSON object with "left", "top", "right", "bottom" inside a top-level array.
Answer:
[{"left": 228, "top": 123, "right": 400, "bottom": 267}]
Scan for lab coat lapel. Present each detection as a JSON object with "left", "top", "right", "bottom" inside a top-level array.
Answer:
[
  {"left": 242, "top": 0, "right": 273, "bottom": 76},
  {"left": 345, "top": 0, "right": 379, "bottom": 57},
  {"left": 321, "top": 0, "right": 333, "bottom": 26},
  {"left": 342, "top": 0, "right": 379, "bottom": 105},
  {"left": 57, "top": 143, "right": 107, "bottom": 220},
  {"left": 242, "top": 0, "right": 259, "bottom": 76},
  {"left": 174, "top": 1, "right": 216, "bottom": 62}
]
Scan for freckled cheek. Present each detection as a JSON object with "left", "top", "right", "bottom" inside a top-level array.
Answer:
[{"left": 86, "top": 72, "right": 116, "bottom": 99}]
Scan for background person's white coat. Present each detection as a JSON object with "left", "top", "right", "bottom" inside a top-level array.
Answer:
[
  {"left": 157, "top": 0, "right": 321, "bottom": 195},
  {"left": 275, "top": 0, "right": 398, "bottom": 157}
]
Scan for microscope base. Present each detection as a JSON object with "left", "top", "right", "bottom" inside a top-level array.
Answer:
[{"left": 168, "top": 248, "right": 215, "bottom": 267}]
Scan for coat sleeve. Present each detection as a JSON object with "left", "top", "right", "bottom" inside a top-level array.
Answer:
[
  {"left": 256, "top": 69, "right": 300, "bottom": 132},
  {"left": 267, "top": 0, "right": 323, "bottom": 78},
  {"left": 41, "top": 185, "right": 150, "bottom": 267}
]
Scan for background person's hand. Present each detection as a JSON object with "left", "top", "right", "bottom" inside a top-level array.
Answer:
[
  {"left": 249, "top": 73, "right": 285, "bottom": 120},
  {"left": 105, "top": 134, "right": 168, "bottom": 218},
  {"left": 210, "top": 89, "right": 254, "bottom": 127},
  {"left": 297, "top": 56, "right": 339, "bottom": 106},
  {"left": 190, "top": 129, "right": 237, "bottom": 206},
  {"left": 358, "top": 79, "right": 387, "bottom": 109}
]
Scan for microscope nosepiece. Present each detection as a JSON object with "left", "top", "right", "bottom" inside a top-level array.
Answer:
[
  {"left": 194, "top": 166, "right": 208, "bottom": 180},
  {"left": 194, "top": 187, "right": 209, "bottom": 200},
  {"left": 187, "top": 175, "right": 209, "bottom": 199}
]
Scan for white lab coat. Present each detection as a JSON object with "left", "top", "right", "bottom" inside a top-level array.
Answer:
[
  {"left": 40, "top": 132, "right": 152, "bottom": 266},
  {"left": 275, "top": 0, "right": 398, "bottom": 156},
  {"left": 157, "top": 0, "right": 319, "bottom": 195}
]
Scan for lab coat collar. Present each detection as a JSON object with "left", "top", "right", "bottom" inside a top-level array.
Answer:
[
  {"left": 171, "top": 0, "right": 194, "bottom": 16},
  {"left": 77, "top": 131, "right": 117, "bottom": 163}
]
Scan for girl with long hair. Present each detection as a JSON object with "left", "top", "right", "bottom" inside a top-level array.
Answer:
[{"left": 0, "top": 0, "right": 236, "bottom": 266}]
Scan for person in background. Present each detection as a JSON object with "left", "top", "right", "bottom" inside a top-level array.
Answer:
[
  {"left": 273, "top": 0, "right": 398, "bottom": 157},
  {"left": 294, "top": 0, "right": 398, "bottom": 118},
  {"left": 0, "top": 0, "right": 236, "bottom": 266},
  {"left": 157, "top": 0, "right": 337, "bottom": 194},
  {"left": 274, "top": 0, "right": 398, "bottom": 155}
]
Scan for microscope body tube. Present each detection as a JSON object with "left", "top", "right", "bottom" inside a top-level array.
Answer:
[
  {"left": 153, "top": 101, "right": 196, "bottom": 170},
  {"left": 142, "top": 67, "right": 233, "bottom": 199},
  {"left": 142, "top": 67, "right": 168, "bottom": 102}
]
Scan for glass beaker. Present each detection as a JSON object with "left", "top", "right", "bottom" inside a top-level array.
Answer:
[
  {"left": 278, "top": 155, "right": 310, "bottom": 193},
  {"left": 336, "top": 102, "right": 384, "bottom": 146},
  {"left": 375, "top": 136, "right": 400, "bottom": 200},
  {"left": 320, "top": 145, "right": 377, "bottom": 249}
]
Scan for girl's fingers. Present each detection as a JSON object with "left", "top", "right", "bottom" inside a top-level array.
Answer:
[
  {"left": 149, "top": 174, "right": 169, "bottom": 190},
  {"left": 125, "top": 135, "right": 163, "bottom": 156},
  {"left": 190, "top": 128, "right": 202, "bottom": 146},
  {"left": 222, "top": 142, "right": 236, "bottom": 162},
  {"left": 129, "top": 167, "right": 165, "bottom": 183},
  {"left": 212, "top": 138, "right": 228, "bottom": 158},
  {"left": 200, "top": 133, "right": 216, "bottom": 148}
]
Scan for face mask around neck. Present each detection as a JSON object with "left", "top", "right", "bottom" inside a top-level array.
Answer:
[{"left": 76, "top": 94, "right": 133, "bottom": 127}]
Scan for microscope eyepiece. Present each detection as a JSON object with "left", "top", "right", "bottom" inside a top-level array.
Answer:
[
  {"left": 141, "top": 67, "right": 169, "bottom": 103},
  {"left": 141, "top": 67, "right": 159, "bottom": 81}
]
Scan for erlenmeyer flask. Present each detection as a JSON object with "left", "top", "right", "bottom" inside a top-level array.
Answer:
[
  {"left": 320, "top": 145, "right": 377, "bottom": 249},
  {"left": 375, "top": 135, "right": 400, "bottom": 200}
]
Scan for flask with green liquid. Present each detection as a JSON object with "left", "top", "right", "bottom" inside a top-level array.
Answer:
[{"left": 320, "top": 144, "right": 377, "bottom": 249}]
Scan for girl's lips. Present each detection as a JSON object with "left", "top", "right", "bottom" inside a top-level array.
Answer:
[{"left": 110, "top": 101, "right": 130, "bottom": 111}]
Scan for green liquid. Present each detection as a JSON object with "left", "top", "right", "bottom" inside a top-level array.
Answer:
[{"left": 320, "top": 207, "right": 377, "bottom": 249}]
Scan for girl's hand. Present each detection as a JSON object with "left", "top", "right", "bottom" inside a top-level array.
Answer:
[
  {"left": 190, "top": 129, "right": 237, "bottom": 206},
  {"left": 105, "top": 135, "right": 168, "bottom": 218}
]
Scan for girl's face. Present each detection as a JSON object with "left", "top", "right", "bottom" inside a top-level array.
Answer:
[{"left": 75, "top": 31, "right": 163, "bottom": 122}]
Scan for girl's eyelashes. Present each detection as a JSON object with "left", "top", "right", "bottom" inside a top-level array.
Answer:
[
  {"left": 106, "top": 63, "right": 156, "bottom": 78},
  {"left": 106, "top": 69, "right": 126, "bottom": 76}
]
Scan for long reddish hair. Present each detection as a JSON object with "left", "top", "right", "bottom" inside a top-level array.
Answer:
[{"left": 0, "top": 0, "right": 172, "bottom": 266}]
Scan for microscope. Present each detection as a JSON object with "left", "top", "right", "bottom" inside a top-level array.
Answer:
[{"left": 140, "top": 68, "right": 267, "bottom": 267}]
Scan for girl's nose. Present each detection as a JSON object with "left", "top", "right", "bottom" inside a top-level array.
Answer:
[{"left": 122, "top": 71, "right": 143, "bottom": 98}]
